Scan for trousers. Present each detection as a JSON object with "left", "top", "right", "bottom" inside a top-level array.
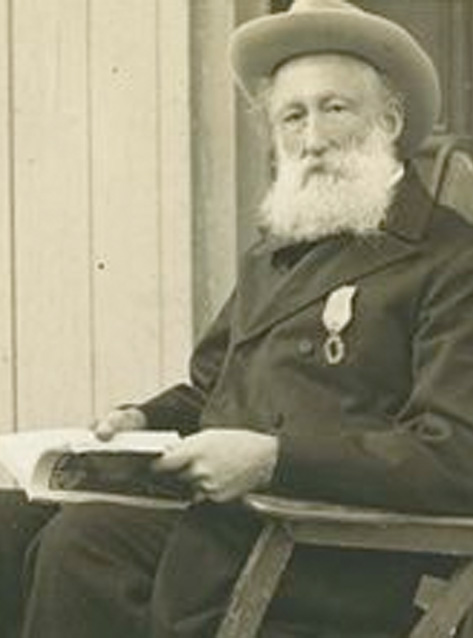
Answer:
[
  {"left": 0, "top": 491, "right": 56, "bottom": 638},
  {"left": 17, "top": 498, "right": 457, "bottom": 638}
]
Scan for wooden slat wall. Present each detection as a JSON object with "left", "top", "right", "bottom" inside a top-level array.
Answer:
[
  {"left": 156, "top": 0, "right": 193, "bottom": 387},
  {"left": 191, "top": 0, "right": 269, "bottom": 337},
  {"left": 190, "top": 0, "right": 239, "bottom": 337},
  {"left": 89, "top": 0, "right": 162, "bottom": 413},
  {"left": 12, "top": 0, "right": 92, "bottom": 429},
  {"left": 0, "top": 0, "right": 269, "bottom": 437},
  {"left": 0, "top": 0, "right": 13, "bottom": 434},
  {"left": 236, "top": 1, "right": 272, "bottom": 256}
]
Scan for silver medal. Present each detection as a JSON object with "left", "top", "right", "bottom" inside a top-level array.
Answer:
[{"left": 322, "top": 285, "right": 358, "bottom": 365}]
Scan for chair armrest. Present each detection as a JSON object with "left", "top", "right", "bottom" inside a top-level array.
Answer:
[{"left": 243, "top": 494, "right": 473, "bottom": 556}]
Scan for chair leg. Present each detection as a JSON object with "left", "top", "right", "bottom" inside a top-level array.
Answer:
[
  {"left": 215, "top": 522, "right": 294, "bottom": 638},
  {"left": 409, "top": 560, "right": 473, "bottom": 638},
  {"left": 457, "top": 610, "right": 473, "bottom": 638}
]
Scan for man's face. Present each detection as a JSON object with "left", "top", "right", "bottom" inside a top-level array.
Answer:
[
  {"left": 258, "top": 54, "right": 404, "bottom": 243},
  {"left": 268, "top": 53, "right": 401, "bottom": 174}
]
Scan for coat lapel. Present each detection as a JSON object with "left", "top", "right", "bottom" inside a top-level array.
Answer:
[{"left": 234, "top": 168, "right": 433, "bottom": 345}]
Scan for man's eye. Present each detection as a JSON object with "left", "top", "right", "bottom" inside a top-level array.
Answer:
[
  {"left": 282, "top": 111, "right": 303, "bottom": 124},
  {"left": 326, "top": 103, "right": 348, "bottom": 113}
]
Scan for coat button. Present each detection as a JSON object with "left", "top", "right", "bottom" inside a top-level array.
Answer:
[
  {"left": 297, "top": 338, "right": 314, "bottom": 356},
  {"left": 412, "top": 416, "right": 452, "bottom": 443}
]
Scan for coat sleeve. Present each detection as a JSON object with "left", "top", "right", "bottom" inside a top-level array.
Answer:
[
  {"left": 271, "top": 245, "right": 473, "bottom": 515},
  {"left": 137, "top": 293, "right": 234, "bottom": 435}
]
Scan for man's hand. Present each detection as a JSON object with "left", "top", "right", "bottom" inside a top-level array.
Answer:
[
  {"left": 93, "top": 407, "right": 147, "bottom": 441},
  {"left": 151, "top": 429, "right": 279, "bottom": 503}
]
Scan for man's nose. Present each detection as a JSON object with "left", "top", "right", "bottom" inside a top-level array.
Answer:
[{"left": 301, "top": 114, "right": 329, "bottom": 156}]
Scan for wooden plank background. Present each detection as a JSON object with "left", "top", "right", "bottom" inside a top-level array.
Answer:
[
  {"left": 0, "top": 0, "right": 268, "bottom": 439},
  {"left": 13, "top": 0, "right": 91, "bottom": 428},
  {"left": 0, "top": 0, "right": 12, "bottom": 435},
  {"left": 89, "top": 0, "right": 162, "bottom": 414}
]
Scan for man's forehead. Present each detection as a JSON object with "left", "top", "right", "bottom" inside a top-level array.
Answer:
[{"left": 271, "top": 53, "right": 382, "bottom": 100}]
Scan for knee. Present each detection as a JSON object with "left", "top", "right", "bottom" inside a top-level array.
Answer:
[
  {"left": 0, "top": 491, "right": 55, "bottom": 557},
  {"left": 33, "top": 504, "right": 120, "bottom": 573}
]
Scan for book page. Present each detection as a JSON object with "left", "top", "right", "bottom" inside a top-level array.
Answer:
[{"left": 0, "top": 428, "right": 181, "bottom": 489}]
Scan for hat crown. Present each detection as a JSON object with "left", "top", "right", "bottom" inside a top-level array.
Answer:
[{"left": 290, "top": 0, "right": 363, "bottom": 13}]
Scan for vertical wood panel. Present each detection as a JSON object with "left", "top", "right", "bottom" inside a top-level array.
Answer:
[
  {"left": 90, "top": 0, "right": 161, "bottom": 412},
  {"left": 13, "top": 0, "right": 91, "bottom": 429},
  {"left": 235, "top": 0, "right": 271, "bottom": 254},
  {"left": 0, "top": 0, "right": 13, "bottom": 433},
  {"left": 156, "top": 0, "right": 193, "bottom": 386},
  {"left": 191, "top": 1, "right": 238, "bottom": 337}
]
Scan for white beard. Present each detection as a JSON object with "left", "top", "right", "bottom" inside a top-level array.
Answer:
[{"left": 259, "top": 126, "right": 402, "bottom": 243}]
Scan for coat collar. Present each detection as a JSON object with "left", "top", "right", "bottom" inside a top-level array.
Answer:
[
  {"left": 234, "top": 167, "right": 434, "bottom": 345},
  {"left": 382, "top": 162, "right": 433, "bottom": 242}
]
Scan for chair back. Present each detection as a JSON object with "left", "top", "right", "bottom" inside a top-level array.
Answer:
[{"left": 415, "top": 135, "right": 473, "bottom": 222}]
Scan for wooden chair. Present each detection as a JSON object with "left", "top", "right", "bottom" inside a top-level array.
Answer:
[
  {"left": 216, "top": 495, "right": 473, "bottom": 638},
  {"left": 415, "top": 134, "right": 473, "bottom": 223},
  {"left": 215, "top": 136, "right": 473, "bottom": 638}
]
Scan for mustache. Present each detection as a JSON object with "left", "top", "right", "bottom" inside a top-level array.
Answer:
[{"left": 286, "top": 153, "right": 348, "bottom": 187}]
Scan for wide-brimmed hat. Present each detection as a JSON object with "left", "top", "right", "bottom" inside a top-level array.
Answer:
[{"left": 229, "top": 0, "right": 441, "bottom": 158}]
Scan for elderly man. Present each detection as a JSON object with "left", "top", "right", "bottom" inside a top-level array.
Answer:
[{"left": 7, "top": 1, "right": 473, "bottom": 637}]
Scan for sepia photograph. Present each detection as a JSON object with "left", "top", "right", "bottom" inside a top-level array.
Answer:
[{"left": 1, "top": 1, "right": 473, "bottom": 636}]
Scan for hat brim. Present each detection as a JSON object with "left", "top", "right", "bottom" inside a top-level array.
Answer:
[{"left": 229, "top": 11, "right": 441, "bottom": 158}]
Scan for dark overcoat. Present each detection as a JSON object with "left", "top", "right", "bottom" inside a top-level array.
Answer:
[{"left": 141, "top": 167, "right": 473, "bottom": 635}]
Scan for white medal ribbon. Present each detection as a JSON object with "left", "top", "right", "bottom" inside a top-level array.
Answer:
[{"left": 322, "top": 285, "right": 358, "bottom": 364}]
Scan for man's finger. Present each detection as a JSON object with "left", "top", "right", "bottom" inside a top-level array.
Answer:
[
  {"left": 94, "top": 420, "right": 116, "bottom": 441},
  {"left": 151, "top": 448, "right": 192, "bottom": 473}
]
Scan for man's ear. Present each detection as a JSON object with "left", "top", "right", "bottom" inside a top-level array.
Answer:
[{"left": 379, "top": 102, "right": 404, "bottom": 145}]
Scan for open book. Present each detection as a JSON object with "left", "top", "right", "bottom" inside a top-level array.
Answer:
[{"left": 0, "top": 428, "right": 190, "bottom": 508}]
